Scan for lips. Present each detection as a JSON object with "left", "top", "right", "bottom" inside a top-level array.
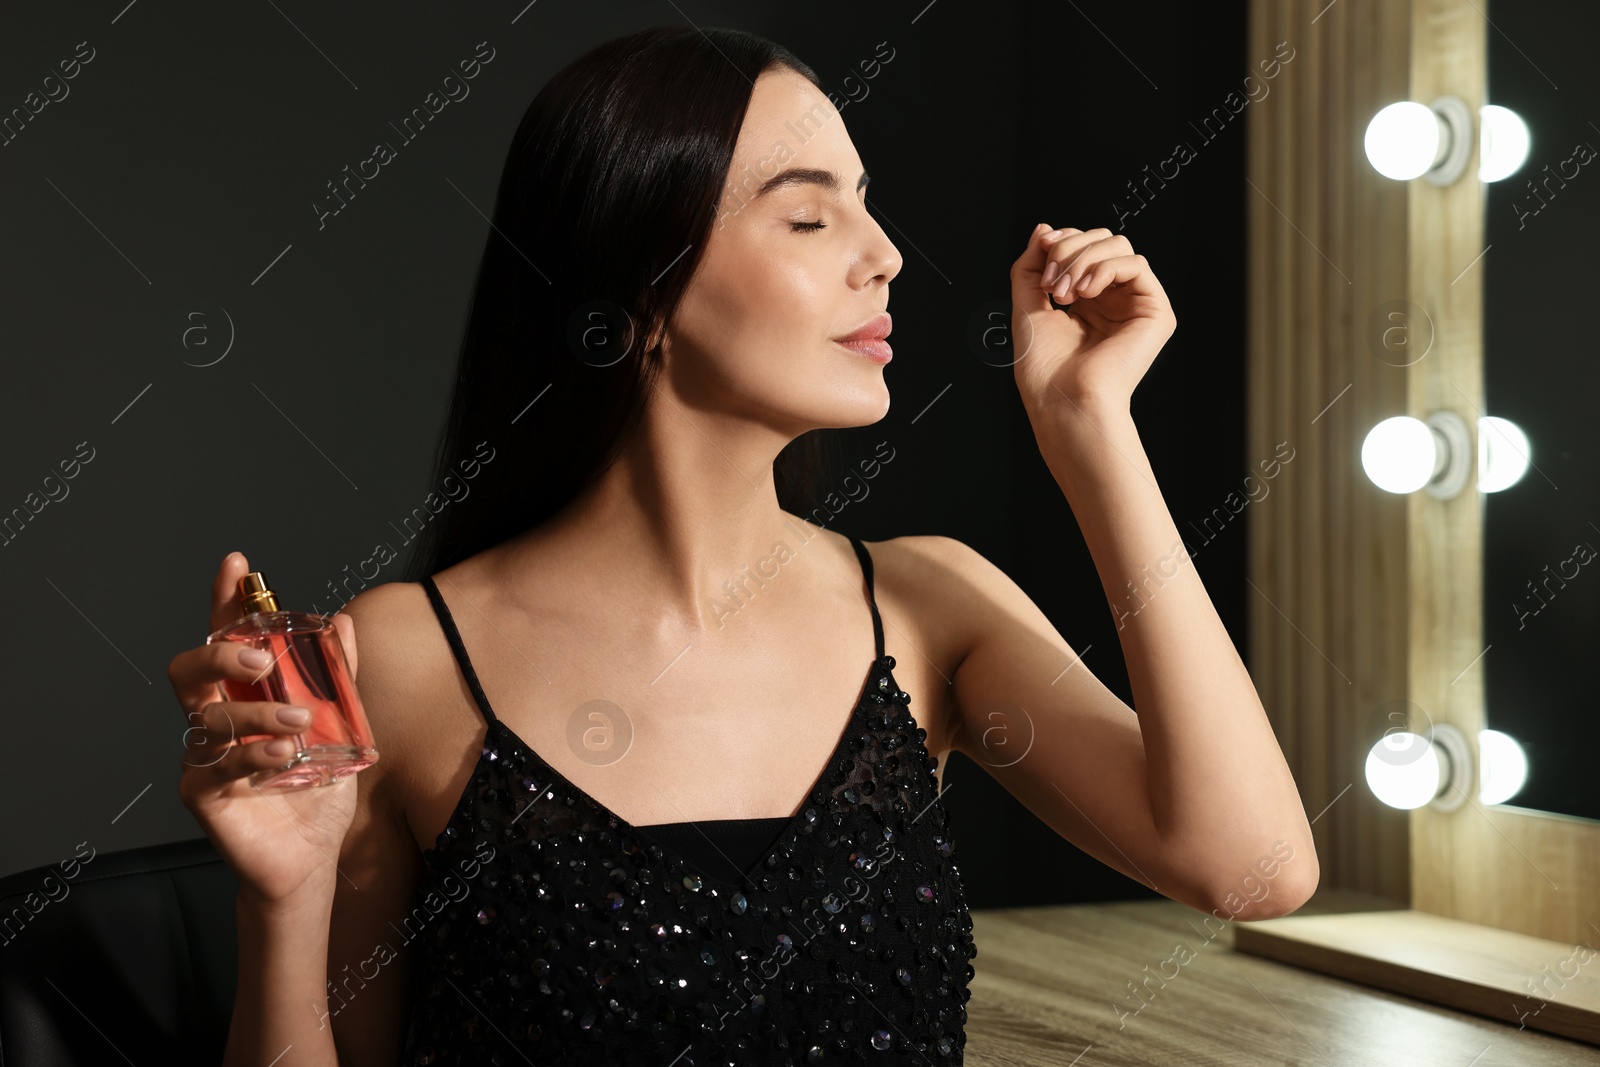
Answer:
[{"left": 835, "top": 312, "right": 892, "bottom": 343}]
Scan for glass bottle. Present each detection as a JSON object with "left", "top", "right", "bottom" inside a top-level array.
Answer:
[{"left": 205, "top": 571, "right": 378, "bottom": 789}]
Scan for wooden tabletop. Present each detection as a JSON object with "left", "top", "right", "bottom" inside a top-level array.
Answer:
[{"left": 963, "top": 889, "right": 1599, "bottom": 1066}]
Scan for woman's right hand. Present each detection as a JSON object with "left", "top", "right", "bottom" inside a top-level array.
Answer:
[{"left": 170, "top": 551, "right": 361, "bottom": 911}]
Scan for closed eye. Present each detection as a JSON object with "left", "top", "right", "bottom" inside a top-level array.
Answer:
[{"left": 790, "top": 220, "right": 828, "bottom": 233}]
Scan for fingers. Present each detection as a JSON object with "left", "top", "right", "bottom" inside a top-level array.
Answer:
[
  {"left": 181, "top": 697, "right": 308, "bottom": 759},
  {"left": 175, "top": 551, "right": 310, "bottom": 800},
  {"left": 1040, "top": 229, "right": 1126, "bottom": 303},
  {"left": 168, "top": 639, "right": 281, "bottom": 717},
  {"left": 179, "top": 735, "right": 303, "bottom": 798},
  {"left": 1070, "top": 253, "right": 1155, "bottom": 302},
  {"left": 210, "top": 551, "right": 250, "bottom": 635},
  {"left": 179, "top": 699, "right": 308, "bottom": 777},
  {"left": 1012, "top": 224, "right": 1097, "bottom": 318}
]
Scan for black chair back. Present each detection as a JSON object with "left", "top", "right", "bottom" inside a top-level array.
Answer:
[{"left": 0, "top": 837, "right": 237, "bottom": 1066}]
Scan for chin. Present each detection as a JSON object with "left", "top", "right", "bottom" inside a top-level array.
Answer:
[
  {"left": 819, "top": 388, "right": 892, "bottom": 430},
  {"left": 774, "top": 367, "right": 891, "bottom": 432}
]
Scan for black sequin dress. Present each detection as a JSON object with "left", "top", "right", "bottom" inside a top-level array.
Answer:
[{"left": 396, "top": 534, "right": 976, "bottom": 1065}]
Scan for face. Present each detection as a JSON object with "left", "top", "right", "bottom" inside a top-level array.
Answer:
[{"left": 653, "top": 67, "right": 903, "bottom": 435}]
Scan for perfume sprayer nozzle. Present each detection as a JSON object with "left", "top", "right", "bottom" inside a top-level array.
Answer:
[{"left": 238, "top": 571, "right": 280, "bottom": 615}]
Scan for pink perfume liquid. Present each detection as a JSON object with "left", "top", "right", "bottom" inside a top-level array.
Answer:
[{"left": 206, "top": 579, "right": 378, "bottom": 789}]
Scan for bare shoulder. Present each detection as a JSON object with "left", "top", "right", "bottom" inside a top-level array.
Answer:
[
  {"left": 849, "top": 534, "right": 1017, "bottom": 760},
  {"left": 857, "top": 533, "right": 1008, "bottom": 668},
  {"left": 340, "top": 580, "right": 440, "bottom": 695}
]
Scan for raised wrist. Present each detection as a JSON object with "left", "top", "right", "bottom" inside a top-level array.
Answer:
[
  {"left": 236, "top": 881, "right": 336, "bottom": 926},
  {"left": 1028, "top": 392, "right": 1134, "bottom": 444}
]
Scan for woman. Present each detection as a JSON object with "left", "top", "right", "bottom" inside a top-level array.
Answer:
[{"left": 169, "top": 23, "right": 1317, "bottom": 1066}]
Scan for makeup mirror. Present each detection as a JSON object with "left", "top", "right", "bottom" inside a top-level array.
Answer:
[
  {"left": 1480, "top": 3, "right": 1600, "bottom": 825},
  {"left": 1237, "top": 0, "right": 1600, "bottom": 1044}
]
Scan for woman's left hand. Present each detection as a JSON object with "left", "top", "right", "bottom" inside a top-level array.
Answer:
[{"left": 1007, "top": 224, "right": 1177, "bottom": 420}]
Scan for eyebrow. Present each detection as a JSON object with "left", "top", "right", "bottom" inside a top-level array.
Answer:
[{"left": 752, "top": 167, "right": 870, "bottom": 200}]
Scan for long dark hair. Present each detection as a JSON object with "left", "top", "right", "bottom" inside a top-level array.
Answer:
[{"left": 400, "top": 25, "right": 839, "bottom": 583}]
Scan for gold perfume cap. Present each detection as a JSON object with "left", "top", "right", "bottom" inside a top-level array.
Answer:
[{"left": 239, "top": 572, "right": 280, "bottom": 615}]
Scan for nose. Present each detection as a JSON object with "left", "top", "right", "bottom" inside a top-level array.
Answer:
[{"left": 858, "top": 216, "right": 902, "bottom": 289}]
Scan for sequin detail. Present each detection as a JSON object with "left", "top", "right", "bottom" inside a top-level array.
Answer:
[{"left": 399, "top": 539, "right": 976, "bottom": 1064}]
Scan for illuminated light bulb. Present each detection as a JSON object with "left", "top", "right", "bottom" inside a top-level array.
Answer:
[
  {"left": 1365, "top": 732, "right": 1442, "bottom": 809},
  {"left": 1478, "top": 415, "right": 1531, "bottom": 492},
  {"left": 1365, "top": 102, "right": 1443, "bottom": 180},
  {"left": 1362, "top": 412, "right": 1472, "bottom": 497},
  {"left": 1364, "top": 97, "right": 1474, "bottom": 184},
  {"left": 1362, "top": 416, "right": 1436, "bottom": 493},
  {"left": 1478, "top": 729, "right": 1528, "bottom": 805},
  {"left": 1479, "top": 104, "right": 1531, "bottom": 183}
]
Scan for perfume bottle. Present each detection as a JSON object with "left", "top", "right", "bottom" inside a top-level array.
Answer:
[{"left": 205, "top": 571, "right": 378, "bottom": 789}]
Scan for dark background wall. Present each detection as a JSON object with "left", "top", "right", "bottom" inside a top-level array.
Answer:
[{"left": 0, "top": 0, "right": 1253, "bottom": 909}]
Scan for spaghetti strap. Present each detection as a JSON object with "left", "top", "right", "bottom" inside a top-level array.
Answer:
[
  {"left": 845, "top": 534, "right": 885, "bottom": 660},
  {"left": 420, "top": 575, "right": 501, "bottom": 726},
  {"left": 424, "top": 543, "right": 882, "bottom": 728},
  {"left": 400, "top": 546, "right": 974, "bottom": 1062}
]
